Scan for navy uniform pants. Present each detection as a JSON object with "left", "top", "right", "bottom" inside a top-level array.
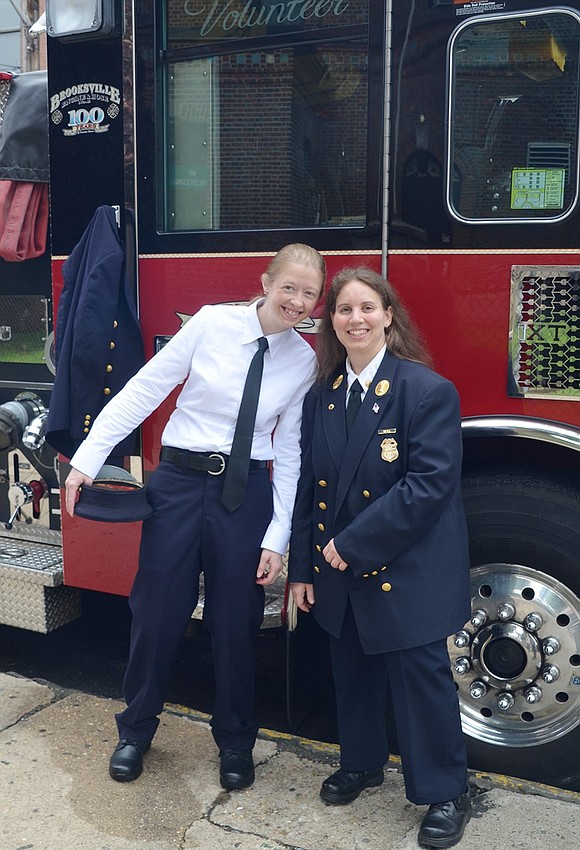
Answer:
[
  {"left": 329, "top": 601, "right": 467, "bottom": 805},
  {"left": 115, "top": 460, "right": 273, "bottom": 751}
]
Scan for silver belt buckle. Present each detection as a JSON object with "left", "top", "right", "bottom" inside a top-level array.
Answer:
[{"left": 207, "top": 453, "right": 226, "bottom": 475}]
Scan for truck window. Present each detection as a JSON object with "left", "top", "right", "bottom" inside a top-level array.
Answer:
[
  {"left": 159, "top": 2, "right": 369, "bottom": 232},
  {"left": 447, "top": 9, "right": 580, "bottom": 224}
]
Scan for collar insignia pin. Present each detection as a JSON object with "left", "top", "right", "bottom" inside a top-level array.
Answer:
[
  {"left": 375, "top": 380, "right": 390, "bottom": 397},
  {"left": 372, "top": 402, "right": 380, "bottom": 413},
  {"left": 332, "top": 374, "right": 344, "bottom": 390}
]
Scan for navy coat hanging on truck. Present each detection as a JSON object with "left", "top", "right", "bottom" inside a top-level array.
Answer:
[{"left": 45, "top": 205, "right": 145, "bottom": 460}]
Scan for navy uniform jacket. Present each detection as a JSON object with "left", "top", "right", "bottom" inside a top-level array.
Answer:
[
  {"left": 46, "top": 206, "right": 144, "bottom": 460},
  {"left": 288, "top": 349, "right": 471, "bottom": 654}
]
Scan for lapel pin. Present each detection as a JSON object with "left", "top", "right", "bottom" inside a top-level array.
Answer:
[
  {"left": 372, "top": 403, "right": 380, "bottom": 414},
  {"left": 375, "top": 380, "right": 390, "bottom": 397},
  {"left": 332, "top": 374, "right": 344, "bottom": 390}
]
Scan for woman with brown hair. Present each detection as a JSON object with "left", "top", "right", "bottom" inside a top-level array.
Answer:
[{"left": 289, "top": 267, "right": 472, "bottom": 848}]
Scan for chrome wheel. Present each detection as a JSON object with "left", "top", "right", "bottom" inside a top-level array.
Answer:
[{"left": 448, "top": 563, "right": 580, "bottom": 747}]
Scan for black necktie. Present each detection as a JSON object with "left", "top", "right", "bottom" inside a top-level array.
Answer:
[
  {"left": 221, "top": 336, "right": 269, "bottom": 512},
  {"left": 345, "top": 379, "right": 363, "bottom": 436}
]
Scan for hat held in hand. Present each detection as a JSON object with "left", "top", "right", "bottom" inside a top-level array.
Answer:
[{"left": 74, "top": 465, "right": 153, "bottom": 523}]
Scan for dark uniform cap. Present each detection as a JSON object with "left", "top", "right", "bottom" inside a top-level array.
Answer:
[{"left": 74, "top": 465, "right": 153, "bottom": 523}]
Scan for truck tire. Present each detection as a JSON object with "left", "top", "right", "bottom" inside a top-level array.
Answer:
[{"left": 455, "top": 467, "right": 580, "bottom": 790}]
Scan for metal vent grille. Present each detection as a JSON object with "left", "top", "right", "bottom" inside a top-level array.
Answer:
[
  {"left": 527, "top": 143, "right": 571, "bottom": 183},
  {"left": 509, "top": 265, "right": 580, "bottom": 398}
]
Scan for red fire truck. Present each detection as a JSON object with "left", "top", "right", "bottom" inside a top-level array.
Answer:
[{"left": 1, "top": 0, "right": 580, "bottom": 789}]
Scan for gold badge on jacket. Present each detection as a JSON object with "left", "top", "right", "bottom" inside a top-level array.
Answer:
[
  {"left": 375, "top": 380, "right": 390, "bottom": 396},
  {"left": 380, "top": 437, "right": 399, "bottom": 462},
  {"left": 333, "top": 374, "right": 344, "bottom": 390}
]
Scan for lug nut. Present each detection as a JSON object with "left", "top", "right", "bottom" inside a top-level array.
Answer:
[
  {"left": 542, "top": 637, "right": 561, "bottom": 656},
  {"left": 497, "top": 692, "right": 515, "bottom": 711},
  {"left": 524, "top": 685, "right": 542, "bottom": 703},
  {"left": 471, "top": 609, "right": 488, "bottom": 628},
  {"left": 524, "top": 612, "right": 543, "bottom": 632},
  {"left": 454, "top": 630, "right": 471, "bottom": 648},
  {"left": 542, "top": 665, "right": 560, "bottom": 684},
  {"left": 470, "top": 680, "right": 488, "bottom": 699},
  {"left": 497, "top": 603, "right": 516, "bottom": 621},
  {"left": 454, "top": 656, "right": 471, "bottom": 675}
]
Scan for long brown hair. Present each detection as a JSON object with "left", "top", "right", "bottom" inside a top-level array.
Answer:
[{"left": 317, "top": 267, "right": 432, "bottom": 382}]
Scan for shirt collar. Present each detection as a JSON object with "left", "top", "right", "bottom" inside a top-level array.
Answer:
[
  {"left": 346, "top": 345, "right": 386, "bottom": 394},
  {"left": 243, "top": 300, "right": 292, "bottom": 357}
]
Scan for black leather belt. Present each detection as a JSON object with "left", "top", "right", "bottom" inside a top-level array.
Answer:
[{"left": 160, "top": 446, "right": 268, "bottom": 475}]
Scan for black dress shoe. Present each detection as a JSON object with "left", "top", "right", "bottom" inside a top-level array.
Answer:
[
  {"left": 109, "top": 739, "right": 151, "bottom": 782},
  {"left": 219, "top": 749, "right": 255, "bottom": 790},
  {"left": 418, "top": 790, "right": 472, "bottom": 848},
  {"left": 320, "top": 767, "right": 384, "bottom": 805}
]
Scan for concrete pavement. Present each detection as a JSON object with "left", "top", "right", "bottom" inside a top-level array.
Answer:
[{"left": 1, "top": 670, "right": 579, "bottom": 850}]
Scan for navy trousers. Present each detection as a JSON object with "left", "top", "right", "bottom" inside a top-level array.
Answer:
[
  {"left": 329, "top": 601, "right": 467, "bottom": 805},
  {"left": 115, "top": 460, "right": 273, "bottom": 751}
]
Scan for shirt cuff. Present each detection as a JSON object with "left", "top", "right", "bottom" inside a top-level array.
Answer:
[
  {"left": 69, "top": 441, "right": 110, "bottom": 480},
  {"left": 261, "top": 520, "right": 290, "bottom": 556}
]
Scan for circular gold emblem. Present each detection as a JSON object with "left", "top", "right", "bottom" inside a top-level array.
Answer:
[{"left": 375, "top": 380, "right": 390, "bottom": 396}]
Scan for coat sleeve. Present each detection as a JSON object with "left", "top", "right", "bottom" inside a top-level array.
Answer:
[
  {"left": 288, "top": 389, "right": 317, "bottom": 583},
  {"left": 334, "top": 378, "right": 463, "bottom": 578}
]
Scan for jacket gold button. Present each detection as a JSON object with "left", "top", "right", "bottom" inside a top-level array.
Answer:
[
  {"left": 363, "top": 490, "right": 371, "bottom": 498},
  {"left": 381, "top": 582, "right": 392, "bottom": 592},
  {"left": 83, "top": 428, "right": 89, "bottom": 433},
  {"left": 315, "top": 544, "right": 321, "bottom": 552},
  {"left": 318, "top": 523, "right": 325, "bottom": 531},
  {"left": 372, "top": 570, "right": 378, "bottom": 576},
  {"left": 362, "top": 573, "right": 370, "bottom": 578},
  {"left": 109, "top": 341, "right": 115, "bottom": 349},
  {"left": 318, "top": 480, "right": 327, "bottom": 487},
  {"left": 103, "top": 387, "right": 111, "bottom": 395},
  {"left": 106, "top": 364, "right": 113, "bottom": 372},
  {"left": 381, "top": 566, "right": 387, "bottom": 571},
  {"left": 328, "top": 403, "right": 335, "bottom": 410},
  {"left": 318, "top": 502, "right": 327, "bottom": 510},
  {"left": 314, "top": 565, "right": 320, "bottom": 573},
  {"left": 113, "top": 320, "right": 118, "bottom": 328}
]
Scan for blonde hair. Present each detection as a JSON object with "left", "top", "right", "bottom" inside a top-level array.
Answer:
[
  {"left": 263, "top": 244, "right": 326, "bottom": 295},
  {"left": 317, "top": 267, "right": 432, "bottom": 383}
]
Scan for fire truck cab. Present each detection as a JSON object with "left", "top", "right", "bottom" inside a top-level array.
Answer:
[{"left": 2, "top": 0, "right": 580, "bottom": 792}]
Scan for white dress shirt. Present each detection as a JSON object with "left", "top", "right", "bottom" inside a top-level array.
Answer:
[
  {"left": 70, "top": 301, "right": 317, "bottom": 554},
  {"left": 345, "top": 344, "right": 387, "bottom": 404}
]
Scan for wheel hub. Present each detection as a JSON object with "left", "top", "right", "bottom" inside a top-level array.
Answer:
[
  {"left": 448, "top": 563, "right": 580, "bottom": 747},
  {"left": 472, "top": 622, "right": 542, "bottom": 690}
]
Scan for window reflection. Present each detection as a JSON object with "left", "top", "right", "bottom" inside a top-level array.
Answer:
[
  {"left": 448, "top": 11, "right": 580, "bottom": 223},
  {"left": 164, "top": 42, "right": 368, "bottom": 231}
]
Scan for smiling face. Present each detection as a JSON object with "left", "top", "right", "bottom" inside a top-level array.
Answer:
[
  {"left": 331, "top": 280, "right": 393, "bottom": 372},
  {"left": 258, "top": 261, "right": 323, "bottom": 335}
]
